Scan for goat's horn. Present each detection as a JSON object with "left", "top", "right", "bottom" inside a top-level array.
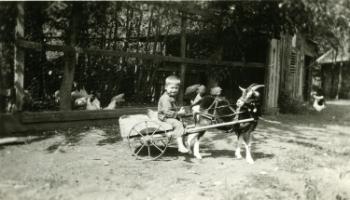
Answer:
[
  {"left": 239, "top": 86, "right": 246, "bottom": 91},
  {"left": 251, "top": 84, "right": 265, "bottom": 91}
]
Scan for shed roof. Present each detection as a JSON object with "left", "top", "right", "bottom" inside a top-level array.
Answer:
[{"left": 316, "top": 49, "right": 350, "bottom": 64}]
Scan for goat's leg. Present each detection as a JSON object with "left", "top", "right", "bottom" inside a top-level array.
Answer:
[
  {"left": 193, "top": 131, "right": 205, "bottom": 159},
  {"left": 235, "top": 135, "right": 243, "bottom": 159},
  {"left": 193, "top": 136, "right": 202, "bottom": 159},
  {"left": 242, "top": 132, "right": 254, "bottom": 164},
  {"left": 186, "top": 133, "right": 197, "bottom": 154}
]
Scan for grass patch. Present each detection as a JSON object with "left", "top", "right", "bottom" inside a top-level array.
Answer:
[
  {"left": 222, "top": 175, "right": 297, "bottom": 200},
  {"left": 276, "top": 150, "right": 315, "bottom": 173}
]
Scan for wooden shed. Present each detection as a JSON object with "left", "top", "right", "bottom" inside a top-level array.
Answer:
[
  {"left": 317, "top": 49, "right": 350, "bottom": 99},
  {"left": 264, "top": 32, "right": 318, "bottom": 113}
]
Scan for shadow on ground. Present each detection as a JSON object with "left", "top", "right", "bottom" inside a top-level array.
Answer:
[
  {"left": 0, "top": 130, "right": 56, "bottom": 150},
  {"left": 97, "top": 124, "right": 122, "bottom": 146}
]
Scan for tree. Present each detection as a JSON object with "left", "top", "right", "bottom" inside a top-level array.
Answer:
[{"left": 59, "top": 2, "right": 83, "bottom": 110}]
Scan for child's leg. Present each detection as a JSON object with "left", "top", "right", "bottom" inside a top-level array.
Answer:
[{"left": 165, "top": 118, "right": 188, "bottom": 153}]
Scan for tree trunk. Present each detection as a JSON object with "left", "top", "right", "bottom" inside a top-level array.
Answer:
[
  {"left": 59, "top": 2, "right": 81, "bottom": 110},
  {"left": 139, "top": 8, "right": 154, "bottom": 101},
  {"left": 330, "top": 50, "right": 338, "bottom": 99},
  {"left": 123, "top": 8, "right": 133, "bottom": 53},
  {"left": 134, "top": 10, "right": 143, "bottom": 100},
  {"left": 112, "top": 6, "right": 119, "bottom": 50},
  {"left": 335, "top": 62, "right": 343, "bottom": 100},
  {"left": 207, "top": 12, "right": 224, "bottom": 89},
  {"left": 179, "top": 13, "right": 186, "bottom": 104},
  {"left": 144, "top": 8, "right": 154, "bottom": 54},
  {"left": 0, "top": 42, "right": 6, "bottom": 113},
  {"left": 29, "top": 3, "right": 47, "bottom": 99}
]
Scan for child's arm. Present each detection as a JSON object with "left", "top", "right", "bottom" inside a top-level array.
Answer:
[{"left": 159, "top": 97, "right": 178, "bottom": 119}]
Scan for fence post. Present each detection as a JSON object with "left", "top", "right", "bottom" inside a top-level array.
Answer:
[{"left": 14, "top": 2, "right": 25, "bottom": 111}]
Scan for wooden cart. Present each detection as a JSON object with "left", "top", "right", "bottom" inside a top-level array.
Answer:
[{"left": 119, "top": 111, "right": 254, "bottom": 160}]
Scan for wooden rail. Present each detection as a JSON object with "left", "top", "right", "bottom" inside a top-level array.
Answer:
[
  {"left": 1, "top": 107, "right": 158, "bottom": 134},
  {"left": 16, "top": 40, "right": 265, "bottom": 69},
  {"left": 20, "top": 107, "right": 157, "bottom": 123}
]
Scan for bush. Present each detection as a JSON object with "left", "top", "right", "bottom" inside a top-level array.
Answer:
[{"left": 278, "top": 91, "right": 307, "bottom": 114}]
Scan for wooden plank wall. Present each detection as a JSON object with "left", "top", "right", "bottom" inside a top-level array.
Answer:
[
  {"left": 279, "top": 34, "right": 292, "bottom": 93},
  {"left": 279, "top": 33, "right": 305, "bottom": 100},
  {"left": 292, "top": 33, "right": 305, "bottom": 100},
  {"left": 264, "top": 39, "right": 281, "bottom": 114}
]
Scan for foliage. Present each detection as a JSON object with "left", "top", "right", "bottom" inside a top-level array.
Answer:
[
  {"left": 283, "top": 0, "right": 350, "bottom": 53},
  {"left": 278, "top": 90, "right": 308, "bottom": 114},
  {"left": 1, "top": 1, "right": 350, "bottom": 111}
]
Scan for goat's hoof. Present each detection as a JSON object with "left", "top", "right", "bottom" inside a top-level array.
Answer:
[
  {"left": 246, "top": 158, "right": 254, "bottom": 164},
  {"left": 235, "top": 154, "right": 242, "bottom": 159},
  {"left": 178, "top": 148, "right": 189, "bottom": 153},
  {"left": 194, "top": 154, "right": 202, "bottom": 159}
]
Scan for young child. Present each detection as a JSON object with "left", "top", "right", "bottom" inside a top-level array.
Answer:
[{"left": 158, "top": 75, "right": 188, "bottom": 153}]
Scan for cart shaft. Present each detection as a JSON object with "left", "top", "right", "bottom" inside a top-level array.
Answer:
[{"left": 186, "top": 118, "right": 255, "bottom": 133}]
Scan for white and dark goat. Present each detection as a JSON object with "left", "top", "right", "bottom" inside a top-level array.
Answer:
[{"left": 185, "top": 84, "right": 264, "bottom": 164}]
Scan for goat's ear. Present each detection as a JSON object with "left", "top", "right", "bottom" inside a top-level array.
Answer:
[
  {"left": 253, "top": 91, "right": 260, "bottom": 97},
  {"left": 239, "top": 86, "right": 246, "bottom": 92}
]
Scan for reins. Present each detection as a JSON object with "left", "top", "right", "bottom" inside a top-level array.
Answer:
[{"left": 200, "top": 97, "right": 243, "bottom": 120}]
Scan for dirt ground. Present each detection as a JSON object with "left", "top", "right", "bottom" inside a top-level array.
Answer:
[{"left": 1, "top": 101, "right": 350, "bottom": 200}]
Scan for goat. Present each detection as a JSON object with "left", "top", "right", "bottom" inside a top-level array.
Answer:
[{"left": 185, "top": 84, "right": 264, "bottom": 164}]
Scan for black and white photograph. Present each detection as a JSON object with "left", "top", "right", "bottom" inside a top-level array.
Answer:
[{"left": 0, "top": 0, "right": 350, "bottom": 199}]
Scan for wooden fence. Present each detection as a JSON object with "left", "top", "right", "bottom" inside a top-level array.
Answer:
[{"left": 1, "top": 107, "right": 157, "bottom": 134}]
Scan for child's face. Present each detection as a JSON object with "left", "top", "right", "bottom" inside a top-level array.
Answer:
[{"left": 165, "top": 84, "right": 179, "bottom": 97}]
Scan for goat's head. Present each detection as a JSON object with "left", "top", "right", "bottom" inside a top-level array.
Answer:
[{"left": 236, "top": 84, "right": 264, "bottom": 108}]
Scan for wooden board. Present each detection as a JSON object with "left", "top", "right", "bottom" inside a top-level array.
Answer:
[
  {"left": 16, "top": 40, "right": 265, "bottom": 69},
  {"left": 119, "top": 114, "right": 172, "bottom": 138},
  {"left": 20, "top": 107, "right": 157, "bottom": 123}
]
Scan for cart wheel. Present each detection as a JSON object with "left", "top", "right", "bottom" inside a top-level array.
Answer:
[{"left": 127, "top": 121, "right": 171, "bottom": 160}]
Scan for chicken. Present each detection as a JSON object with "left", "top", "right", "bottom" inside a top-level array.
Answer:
[
  {"left": 103, "top": 93, "right": 125, "bottom": 110},
  {"left": 71, "top": 88, "right": 88, "bottom": 99},
  {"left": 55, "top": 85, "right": 123, "bottom": 110},
  {"left": 86, "top": 95, "right": 101, "bottom": 110},
  {"left": 311, "top": 91, "right": 326, "bottom": 112}
]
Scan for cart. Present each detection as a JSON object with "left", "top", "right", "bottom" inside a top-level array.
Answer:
[{"left": 119, "top": 110, "right": 255, "bottom": 160}]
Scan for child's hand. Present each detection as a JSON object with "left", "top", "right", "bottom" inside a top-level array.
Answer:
[{"left": 177, "top": 107, "right": 186, "bottom": 116}]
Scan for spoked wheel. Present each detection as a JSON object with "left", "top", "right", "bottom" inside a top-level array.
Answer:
[{"left": 127, "top": 121, "right": 172, "bottom": 160}]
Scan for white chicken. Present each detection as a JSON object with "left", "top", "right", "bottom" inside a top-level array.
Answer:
[
  {"left": 103, "top": 93, "right": 125, "bottom": 110},
  {"left": 55, "top": 86, "right": 123, "bottom": 110},
  {"left": 86, "top": 93, "right": 125, "bottom": 110},
  {"left": 311, "top": 91, "right": 326, "bottom": 112},
  {"left": 86, "top": 95, "right": 101, "bottom": 110}
]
